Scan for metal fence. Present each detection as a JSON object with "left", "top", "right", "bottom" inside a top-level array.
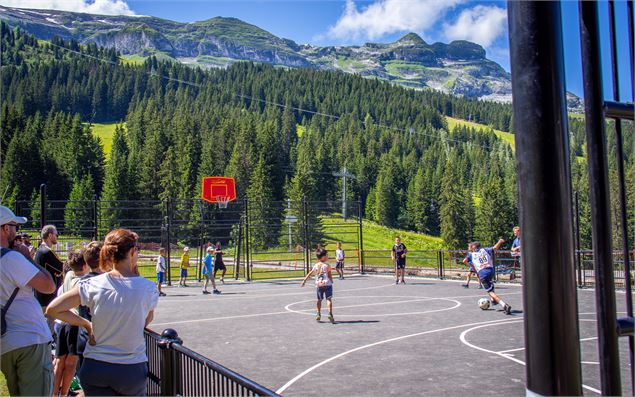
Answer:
[{"left": 144, "top": 328, "right": 278, "bottom": 396}]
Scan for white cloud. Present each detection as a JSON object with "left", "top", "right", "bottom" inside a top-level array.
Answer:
[
  {"left": 443, "top": 5, "right": 506, "bottom": 47},
  {"left": 327, "top": 0, "right": 465, "bottom": 41},
  {"left": 0, "top": 0, "right": 135, "bottom": 15}
]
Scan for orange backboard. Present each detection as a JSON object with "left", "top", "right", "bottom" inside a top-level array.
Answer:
[{"left": 201, "top": 176, "right": 237, "bottom": 203}]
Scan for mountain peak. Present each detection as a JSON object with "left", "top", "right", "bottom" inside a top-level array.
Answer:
[{"left": 396, "top": 33, "right": 426, "bottom": 45}]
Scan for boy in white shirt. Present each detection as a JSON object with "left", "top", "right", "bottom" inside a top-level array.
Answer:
[
  {"left": 156, "top": 248, "right": 167, "bottom": 296},
  {"left": 301, "top": 248, "right": 335, "bottom": 324},
  {"left": 335, "top": 242, "right": 345, "bottom": 280}
]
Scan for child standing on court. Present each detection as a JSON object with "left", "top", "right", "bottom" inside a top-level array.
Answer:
[
  {"left": 335, "top": 242, "right": 345, "bottom": 280},
  {"left": 301, "top": 248, "right": 335, "bottom": 324},
  {"left": 179, "top": 246, "right": 189, "bottom": 287},
  {"left": 202, "top": 247, "right": 220, "bottom": 295},
  {"left": 156, "top": 248, "right": 167, "bottom": 296}
]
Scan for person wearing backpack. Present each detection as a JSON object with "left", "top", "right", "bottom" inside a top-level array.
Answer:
[
  {"left": 301, "top": 248, "right": 335, "bottom": 324},
  {"left": 0, "top": 205, "right": 56, "bottom": 396}
]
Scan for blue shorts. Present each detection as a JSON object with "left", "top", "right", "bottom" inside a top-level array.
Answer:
[
  {"left": 395, "top": 260, "right": 406, "bottom": 269},
  {"left": 478, "top": 267, "right": 495, "bottom": 292},
  {"left": 180, "top": 268, "right": 188, "bottom": 278},
  {"left": 316, "top": 285, "right": 333, "bottom": 300},
  {"left": 335, "top": 261, "right": 344, "bottom": 269},
  {"left": 157, "top": 272, "right": 165, "bottom": 284}
]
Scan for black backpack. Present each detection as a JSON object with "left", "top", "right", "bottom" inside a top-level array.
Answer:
[{"left": 1, "top": 248, "right": 20, "bottom": 337}]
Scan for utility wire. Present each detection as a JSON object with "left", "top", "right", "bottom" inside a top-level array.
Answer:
[{"left": 24, "top": 39, "right": 499, "bottom": 150}]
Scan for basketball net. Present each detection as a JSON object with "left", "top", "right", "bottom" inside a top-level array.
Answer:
[{"left": 217, "top": 196, "right": 230, "bottom": 209}]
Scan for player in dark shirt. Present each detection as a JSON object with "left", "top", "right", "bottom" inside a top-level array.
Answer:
[
  {"left": 34, "top": 225, "right": 64, "bottom": 307},
  {"left": 391, "top": 237, "right": 408, "bottom": 284},
  {"left": 213, "top": 241, "right": 227, "bottom": 284}
]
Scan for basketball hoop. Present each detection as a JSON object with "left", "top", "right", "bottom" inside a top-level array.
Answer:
[{"left": 217, "top": 196, "right": 230, "bottom": 209}]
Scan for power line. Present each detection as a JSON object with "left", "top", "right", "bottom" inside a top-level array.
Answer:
[{"left": 28, "top": 39, "right": 498, "bottom": 150}]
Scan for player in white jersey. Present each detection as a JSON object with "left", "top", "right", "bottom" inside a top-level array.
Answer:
[
  {"left": 300, "top": 248, "right": 335, "bottom": 323},
  {"left": 335, "top": 242, "right": 345, "bottom": 280},
  {"left": 467, "top": 239, "right": 512, "bottom": 314}
]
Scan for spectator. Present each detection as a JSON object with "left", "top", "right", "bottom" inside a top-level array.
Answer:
[
  {"left": 156, "top": 248, "right": 167, "bottom": 296},
  {"left": 34, "top": 225, "right": 64, "bottom": 311},
  {"left": 178, "top": 246, "right": 190, "bottom": 287},
  {"left": 53, "top": 250, "right": 89, "bottom": 397},
  {"left": 46, "top": 229, "right": 159, "bottom": 396},
  {"left": 76, "top": 241, "right": 103, "bottom": 372},
  {"left": 511, "top": 226, "right": 521, "bottom": 280},
  {"left": 21, "top": 233, "right": 36, "bottom": 257},
  {"left": 0, "top": 205, "right": 56, "bottom": 396}
]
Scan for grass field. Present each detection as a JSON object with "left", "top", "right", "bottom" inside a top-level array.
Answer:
[
  {"left": 445, "top": 116, "right": 516, "bottom": 149},
  {"left": 90, "top": 122, "right": 119, "bottom": 157},
  {"left": 0, "top": 373, "right": 6, "bottom": 396}
]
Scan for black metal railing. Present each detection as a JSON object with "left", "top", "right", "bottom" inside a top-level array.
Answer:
[{"left": 144, "top": 328, "right": 278, "bottom": 397}]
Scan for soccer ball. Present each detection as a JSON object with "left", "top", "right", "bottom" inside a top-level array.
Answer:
[{"left": 478, "top": 298, "right": 491, "bottom": 310}]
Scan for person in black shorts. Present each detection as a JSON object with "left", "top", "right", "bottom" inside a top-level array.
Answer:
[
  {"left": 213, "top": 241, "right": 227, "bottom": 284},
  {"left": 34, "top": 225, "right": 64, "bottom": 331},
  {"left": 391, "top": 237, "right": 407, "bottom": 284}
]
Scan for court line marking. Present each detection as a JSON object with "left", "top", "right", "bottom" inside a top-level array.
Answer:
[
  {"left": 459, "top": 321, "right": 601, "bottom": 395},
  {"left": 276, "top": 317, "right": 519, "bottom": 394},
  {"left": 154, "top": 294, "right": 461, "bottom": 326},
  {"left": 497, "top": 337, "right": 599, "bottom": 354},
  {"left": 284, "top": 295, "right": 461, "bottom": 317},
  {"left": 156, "top": 282, "right": 395, "bottom": 304}
]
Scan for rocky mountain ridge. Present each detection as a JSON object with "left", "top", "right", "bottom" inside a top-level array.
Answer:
[{"left": 1, "top": 5, "right": 516, "bottom": 101}]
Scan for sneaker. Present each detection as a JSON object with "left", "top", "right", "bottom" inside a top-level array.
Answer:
[
  {"left": 202, "top": 290, "right": 211, "bottom": 294},
  {"left": 159, "top": 292, "right": 167, "bottom": 297},
  {"left": 220, "top": 278, "right": 225, "bottom": 284},
  {"left": 316, "top": 313, "right": 321, "bottom": 322},
  {"left": 401, "top": 280, "right": 406, "bottom": 284},
  {"left": 328, "top": 314, "right": 335, "bottom": 324},
  {"left": 213, "top": 289, "right": 221, "bottom": 294},
  {"left": 395, "top": 280, "right": 399, "bottom": 285},
  {"left": 462, "top": 284, "right": 469, "bottom": 288},
  {"left": 504, "top": 304, "right": 512, "bottom": 315}
]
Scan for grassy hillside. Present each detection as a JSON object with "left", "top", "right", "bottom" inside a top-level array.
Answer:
[
  {"left": 446, "top": 116, "right": 515, "bottom": 149},
  {"left": 89, "top": 122, "right": 119, "bottom": 157}
]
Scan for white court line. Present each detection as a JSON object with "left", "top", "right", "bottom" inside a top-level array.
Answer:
[
  {"left": 284, "top": 295, "right": 461, "bottom": 317},
  {"left": 276, "top": 318, "right": 519, "bottom": 394},
  {"left": 156, "top": 282, "right": 395, "bottom": 304},
  {"left": 459, "top": 321, "right": 602, "bottom": 395},
  {"left": 496, "top": 336, "right": 599, "bottom": 355}
]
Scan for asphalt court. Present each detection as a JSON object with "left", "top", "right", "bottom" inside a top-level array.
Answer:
[{"left": 150, "top": 275, "right": 633, "bottom": 396}]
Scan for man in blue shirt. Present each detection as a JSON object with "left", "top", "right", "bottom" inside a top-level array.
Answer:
[{"left": 468, "top": 239, "right": 512, "bottom": 314}]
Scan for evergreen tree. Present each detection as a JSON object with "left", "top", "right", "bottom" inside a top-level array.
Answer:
[
  {"left": 64, "top": 175, "right": 95, "bottom": 236},
  {"left": 440, "top": 155, "right": 472, "bottom": 249},
  {"left": 100, "top": 125, "right": 130, "bottom": 228}
]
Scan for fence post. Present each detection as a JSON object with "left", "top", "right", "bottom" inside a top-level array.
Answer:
[
  {"left": 244, "top": 199, "right": 251, "bottom": 281},
  {"left": 158, "top": 328, "right": 183, "bottom": 397},
  {"left": 357, "top": 200, "right": 365, "bottom": 274},
  {"left": 302, "top": 197, "right": 310, "bottom": 274},
  {"left": 92, "top": 195, "right": 99, "bottom": 241},
  {"left": 39, "top": 184, "right": 46, "bottom": 229},
  {"left": 197, "top": 200, "right": 203, "bottom": 283},
  {"left": 165, "top": 198, "right": 172, "bottom": 286},
  {"left": 235, "top": 219, "right": 242, "bottom": 280}
]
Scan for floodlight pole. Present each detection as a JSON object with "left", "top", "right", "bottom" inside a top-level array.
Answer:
[{"left": 333, "top": 167, "right": 355, "bottom": 221}]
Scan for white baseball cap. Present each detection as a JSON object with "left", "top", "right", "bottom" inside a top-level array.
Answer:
[{"left": 0, "top": 205, "right": 27, "bottom": 225}]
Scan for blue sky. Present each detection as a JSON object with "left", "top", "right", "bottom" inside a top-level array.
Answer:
[{"left": 4, "top": 0, "right": 633, "bottom": 100}]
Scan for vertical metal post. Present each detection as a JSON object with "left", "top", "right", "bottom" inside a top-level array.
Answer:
[
  {"left": 243, "top": 199, "right": 251, "bottom": 281},
  {"left": 302, "top": 197, "right": 310, "bottom": 274},
  {"left": 575, "top": 192, "right": 583, "bottom": 288},
  {"left": 357, "top": 200, "right": 365, "bottom": 274},
  {"left": 235, "top": 220, "right": 242, "bottom": 280},
  {"left": 158, "top": 329, "right": 182, "bottom": 397},
  {"left": 39, "top": 183, "right": 46, "bottom": 229},
  {"left": 508, "top": 1, "right": 582, "bottom": 395},
  {"left": 92, "top": 194, "right": 99, "bottom": 241},
  {"left": 579, "top": 1, "right": 621, "bottom": 394},
  {"left": 165, "top": 198, "right": 172, "bottom": 286},
  {"left": 608, "top": 0, "right": 634, "bottom": 390}
]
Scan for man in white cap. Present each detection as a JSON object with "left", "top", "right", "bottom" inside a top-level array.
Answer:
[{"left": 0, "top": 205, "right": 56, "bottom": 396}]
